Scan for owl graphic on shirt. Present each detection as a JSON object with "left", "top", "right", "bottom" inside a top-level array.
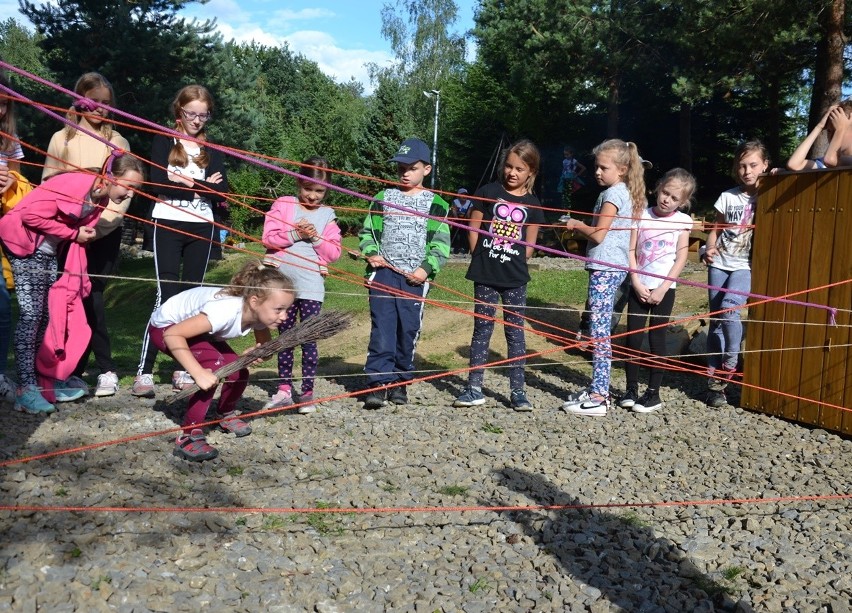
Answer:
[{"left": 490, "top": 200, "right": 527, "bottom": 247}]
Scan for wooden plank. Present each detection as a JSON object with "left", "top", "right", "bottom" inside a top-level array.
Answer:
[
  {"left": 742, "top": 175, "right": 780, "bottom": 411},
  {"left": 780, "top": 173, "right": 817, "bottom": 425},
  {"left": 824, "top": 171, "right": 852, "bottom": 433},
  {"left": 799, "top": 172, "right": 837, "bottom": 426}
]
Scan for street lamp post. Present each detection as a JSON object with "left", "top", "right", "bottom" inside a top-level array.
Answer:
[{"left": 423, "top": 89, "right": 440, "bottom": 188}]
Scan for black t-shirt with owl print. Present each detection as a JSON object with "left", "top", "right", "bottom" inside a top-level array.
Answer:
[{"left": 466, "top": 182, "right": 544, "bottom": 288}]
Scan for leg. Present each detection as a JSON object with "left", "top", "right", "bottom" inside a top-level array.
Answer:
[
  {"left": 0, "top": 282, "right": 10, "bottom": 375},
  {"left": 717, "top": 269, "right": 751, "bottom": 372},
  {"left": 706, "top": 266, "right": 729, "bottom": 375},
  {"left": 468, "top": 283, "right": 499, "bottom": 389},
  {"left": 297, "top": 300, "right": 323, "bottom": 396},
  {"left": 646, "top": 289, "right": 676, "bottom": 390},
  {"left": 275, "top": 301, "right": 301, "bottom": 394},
  {"left": 394, "top": 278, "right": 427, "bottom": 383},
  {"left": 500, "top": 285, "right": 528, "bottom": 390},
  {"left": 364, "top": 267, "right": 400, "bottom": 386},
  {"left": 588, "top": 270, "right": 627, "bottom": 398},
  {"left": 10, "top": 252, "right": 56, "bottom": 386},
  {"left": 179, "top": 221, "right": 215, "bottom": 288},
  {"left": 624, "top": 288, "right": 648, "bottom": 391}
]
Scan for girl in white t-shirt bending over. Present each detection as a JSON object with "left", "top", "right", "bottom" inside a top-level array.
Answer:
[
  {"left": 620, "top": 168, "right": 696, "bottom": 414},
  {"left": 148, "top": 260, "right": 294, "bottom": 462}
]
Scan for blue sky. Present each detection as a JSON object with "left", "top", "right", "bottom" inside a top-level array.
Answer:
[{"left": 178, "top": 0, "right": 478, "bottom": 91}]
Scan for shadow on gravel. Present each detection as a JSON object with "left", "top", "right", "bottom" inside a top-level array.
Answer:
[{"left": 490, "top": 467, "right": 741, "bottom": 612}]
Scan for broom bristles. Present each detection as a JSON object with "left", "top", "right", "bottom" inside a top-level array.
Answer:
[{"left": 166, "top": 310, "right": 353, "bottom": 404}]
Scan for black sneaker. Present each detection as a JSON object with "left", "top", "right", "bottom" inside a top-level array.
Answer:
[
  {"left": 633, "top": 389, "right": 662, "bottom": 413},
  {"left": 388, "top": 385, "right": 408, "bottom": 405},
  {"left": 706, "top": 390, "right": 727, "bottom": 408},
  {"left": 618, "top": 387, "right": 639, "bottom": 409},
  {"left": 510, "top": 388, "right": 533, "bottom": 412},
  {"left": 362, "top": 387, "right": 387, "bottom": 410}
]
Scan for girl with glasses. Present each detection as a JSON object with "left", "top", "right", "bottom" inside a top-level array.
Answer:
[{"left": 133, "top": 84, "right": 230, "bottom": 398}]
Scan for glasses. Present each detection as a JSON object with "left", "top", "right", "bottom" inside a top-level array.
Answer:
[{"left": 180, "top": 108, "right": 212, "bottom": 122}]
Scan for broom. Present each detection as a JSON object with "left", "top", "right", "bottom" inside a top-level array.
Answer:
[{"left": 166, "top": 310, "right": 353, "bottom": 404}]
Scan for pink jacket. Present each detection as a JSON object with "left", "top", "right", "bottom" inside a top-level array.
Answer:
[
  {"left": 262, "top": 196, "right": 342, "bottom": 265},
  {"left": 37, "top": 242, "right": 93, "bottom": 402},
  {"left": 0, "top": 172, "right": 101, "bottom": 257}
]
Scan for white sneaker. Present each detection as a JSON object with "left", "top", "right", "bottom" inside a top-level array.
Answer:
[
  {"left": 561, "top": 390, "right": 608, "bottom": 416},
  {"left": 263, "top": 388, "right": 294, "bottom": 410},
  {"left": 172, "top": 370, "right": 195, "bottom": 391},
  {"left": 561, "top": 389, "right": 592, "bottom": 411},
  {"left": 95, "top": 371, "right": 119, "bottom": 397},
  {"left": 0, "top": 374, "right": 17, "bottom": 403}
]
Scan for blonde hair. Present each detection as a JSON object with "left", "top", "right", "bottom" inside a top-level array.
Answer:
[
  {"left": 0, "top": 74, "right": 17, "bottom": 154},
  {"left": 501, "top": 139, "right": 540, "bottom": 194},
  {"left": 655, "top": 168, "right": 697, "bottom": 213},
  {"left": 592, "top": 138, "right": 647, "bottom": 216},
  {"left": 223, "top": 260, "right": 294, "bottom": 303},
  {"left": 63, "top": 72, "right": 116, "bottom": 144},
  {"left": 169, "top": 84, "right": 215, "bottom": 169}
]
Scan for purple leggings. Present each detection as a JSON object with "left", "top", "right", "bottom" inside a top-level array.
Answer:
[
  {"left": 276, "top": 299, "right": 322, "bottom": 395},
  {"left": 149, "top": 324, "right": 247, "bottom": 433}
]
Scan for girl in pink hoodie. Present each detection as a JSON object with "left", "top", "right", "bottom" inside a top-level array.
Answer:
[
  {"left": 261, "top": 157, "right": 342, "bottom": 413},
  {"left": 0, "top": 156, "right": 144, "bottom": 414}
]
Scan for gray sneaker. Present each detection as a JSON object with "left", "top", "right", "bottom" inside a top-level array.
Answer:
[{"left": 510, "top": 389, "right": 533, "bottom": 412}]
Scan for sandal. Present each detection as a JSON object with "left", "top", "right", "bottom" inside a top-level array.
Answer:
[
  {"left": 218, "top": 411, "right": 252, "bottom": 437},
  {"left": 174, "top": 428, "right": 218, "bottom": 461}
]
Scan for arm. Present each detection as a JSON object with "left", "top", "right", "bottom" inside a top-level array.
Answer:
[
  {"left": 416, "top": 195, "right": 451, "bottom": 281},
  {"left": 467, "top": 209, "right": 483, "bottom": 252},
  {"left": 575, "top": 159, "right": 587, "bottom": 176},
  {"left": 149, "top": 135, "right": 229, "bottom": 201},
  {"left": 358, "top": 193, "right": 387, "bottom": 268},
  {"left": 524, "top": 223, "right": 540, "bottom": 260},
  {"left": 648, "top": 228, "right": 690, "bottom": 305},
  {"left": 628, "top": 227, "right": 650, "bottom": 301},
  {"left": 262, "top": 197, "right": 299, "bottom": 250},
  {"left": 703, "top": 210, "right": 726, "bottom": 266},
  {"left": 161, "top": 314, "right": 220, "bottom": 391},
  {"left": 786, "top": 107, "right": 835, "bottom": 171},
  {"left": 313, "top": 217, "right": 342, "bottom": 264},
  {"left": 823, "top": 107, "right": 852, "bottom": 167},
  {"left": 565, "top": 201, "right": 619, "bottom": 245}
]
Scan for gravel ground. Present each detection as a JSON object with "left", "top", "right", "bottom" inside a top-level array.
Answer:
[{"left": 1, "top": 352, "right": 850, "bottom": 612}]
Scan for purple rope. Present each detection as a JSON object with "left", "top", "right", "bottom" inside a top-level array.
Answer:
[{"left": 0, "top": 61, "right": 838, "bottom": 321}]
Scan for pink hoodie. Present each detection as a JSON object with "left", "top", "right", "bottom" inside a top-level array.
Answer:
[{"left": 262, "top": 195, "right": 342, "bottom": 266}]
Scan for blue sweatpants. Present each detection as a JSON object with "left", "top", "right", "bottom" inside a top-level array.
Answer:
[{"left": 364, "top": 267, "right": 428, "bottom": 386}]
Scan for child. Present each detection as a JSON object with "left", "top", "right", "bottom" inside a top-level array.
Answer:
[
  {"left": 619, "top": 168, "right": 696, "bottom": 413},
  {"left": 786, "top": 102, "right": 852, "bottom": 171},
  {"left": 42, "top": 72, "right": 132, "bottom": 398},
  {"left": 0, "top": 77, "right": 26, "bottom": 403},
  {"left": 558, "top": 146, "right": 586, "bottom": 194},
  {"left": 453, "top": 139, "right": 544, "bottom": 411},
  {"left": 358, "top": 137, "right": 450, "bottom": 409},
  {"left": 133, "top": 84, "right": 230, "bottom": 399},
  {"left": 147, "top": 260, "right": 294, "bottom": 461},
  {"left": 450, "top": 187, "right": 472, "bottom": 254},
  {"left": 0, "top": 157, "right": 145, "bottom": 414},
  {"left": 261, "top": 156, "right": 342, "bottom": 413},
  {"left": 702, "top": 140, "right": 769, "bottom": 408},
  {"left": 561, "top": 138, "right": 647, "bottom": 416}
]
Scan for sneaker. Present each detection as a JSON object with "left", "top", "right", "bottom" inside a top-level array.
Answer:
[
  {"left": 388, "top": 385, "right": 408, "bottom": 405},
  {"left": 218, "top": 411, "right": 252, "bottom": 437},
  {"left": 0, "top": 374, "right": 16, "bottom": 403},
  {"left": 54, "top": 380, "right": 87, "bottom": 402},
  {"left": 13, "top": 384, "right": 56, "bottom": 415},
  {"left": 453, "top": 387, "right": 485, "bottom": 407},
  {"left": 562, "top": 391, "right": 608, "bottom": 416},
  {"left": 706, "top": 390, "right": 727, "bottom": 408},
  {"left": 172, "top": 370, "right": 195, "bottom": 392},
  {"left": 64, "top": 375, "right": 89, "bottom": 393},
  {"left": 174, "top": 428, "right": 218, "bottom": 462},
  {"left": 94, "top": 372, "right": 119, "bottom": 397},
  {"left": 510, "top": 388, "right": 533, "bottom": 412},
  {"left": 362, "top": 386, "right": 387, "bottom": 410},
  {"left": 618, "top": 387, "right": 639, "bottom": 409},
  {"left": 263, "top": 388, "right": 294, "bottom": 410},
  {"left": 561, "top": 389, "right": 592, "bottom": 411},
  {"left": 297, "top": 392, "right": 317, "bottom": 414},
  {"left": 633, "top": 389, "right": 663, "bottom": 413},
  {"left": 131, "top": 374, "right": 155, "bottom": 398}
]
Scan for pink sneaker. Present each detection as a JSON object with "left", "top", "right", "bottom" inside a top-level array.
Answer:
[{"left": 263, "top": 388, "right": 294, "bottom": 410}]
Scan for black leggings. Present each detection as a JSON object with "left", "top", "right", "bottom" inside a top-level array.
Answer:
[
  {"left": 137, "top": 219, "right": 214, "bottom": 376},
  {"left": 625, "top": 287, "right": 676, "bottom": 391}
]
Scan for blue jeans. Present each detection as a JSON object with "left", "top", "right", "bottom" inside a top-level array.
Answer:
[
  {"left": 0, "top": 282, "right": 10, "bottom": 375},
  {"left": 707, "top": 266, "right": 751, "bottom": 373}
]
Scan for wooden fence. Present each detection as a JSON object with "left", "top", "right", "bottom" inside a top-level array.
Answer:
[{"left": 742, "top": 169, "right": 852, "bottom": 434}]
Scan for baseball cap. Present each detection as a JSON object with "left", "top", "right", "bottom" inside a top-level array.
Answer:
[{"left": 390, "top": 138, "right": 431, "bottom": 164}]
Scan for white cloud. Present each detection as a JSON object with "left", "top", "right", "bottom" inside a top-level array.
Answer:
[{"left": 285, "top": 30, "right": 392, "bottom": 86}]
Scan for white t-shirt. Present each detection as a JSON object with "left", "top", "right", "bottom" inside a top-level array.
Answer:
[
  {"left": 150, "top": 286, "right": 261, "bottom": 340},
  {"left": 633, "top": 208, "right": 693, "bottom": 289},
  {"left": 712, "top": 187, "right": 754, "bottom": 272},
  {"left": 151, "top": 141, "right": 214, "bottom": 223}
]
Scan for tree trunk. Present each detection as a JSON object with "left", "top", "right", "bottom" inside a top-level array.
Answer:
[
  {"left": 607, "top": 74, "right": 620, "bottom": 137},
  {"left": 808, "top": 0, "right": 846, "bottom": 157},
  {"left": 678, "top": 102, "right": 692, "bottom": 171},
  {"left": 767, "top": 74, "right": 782, "bottom": 164}
]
